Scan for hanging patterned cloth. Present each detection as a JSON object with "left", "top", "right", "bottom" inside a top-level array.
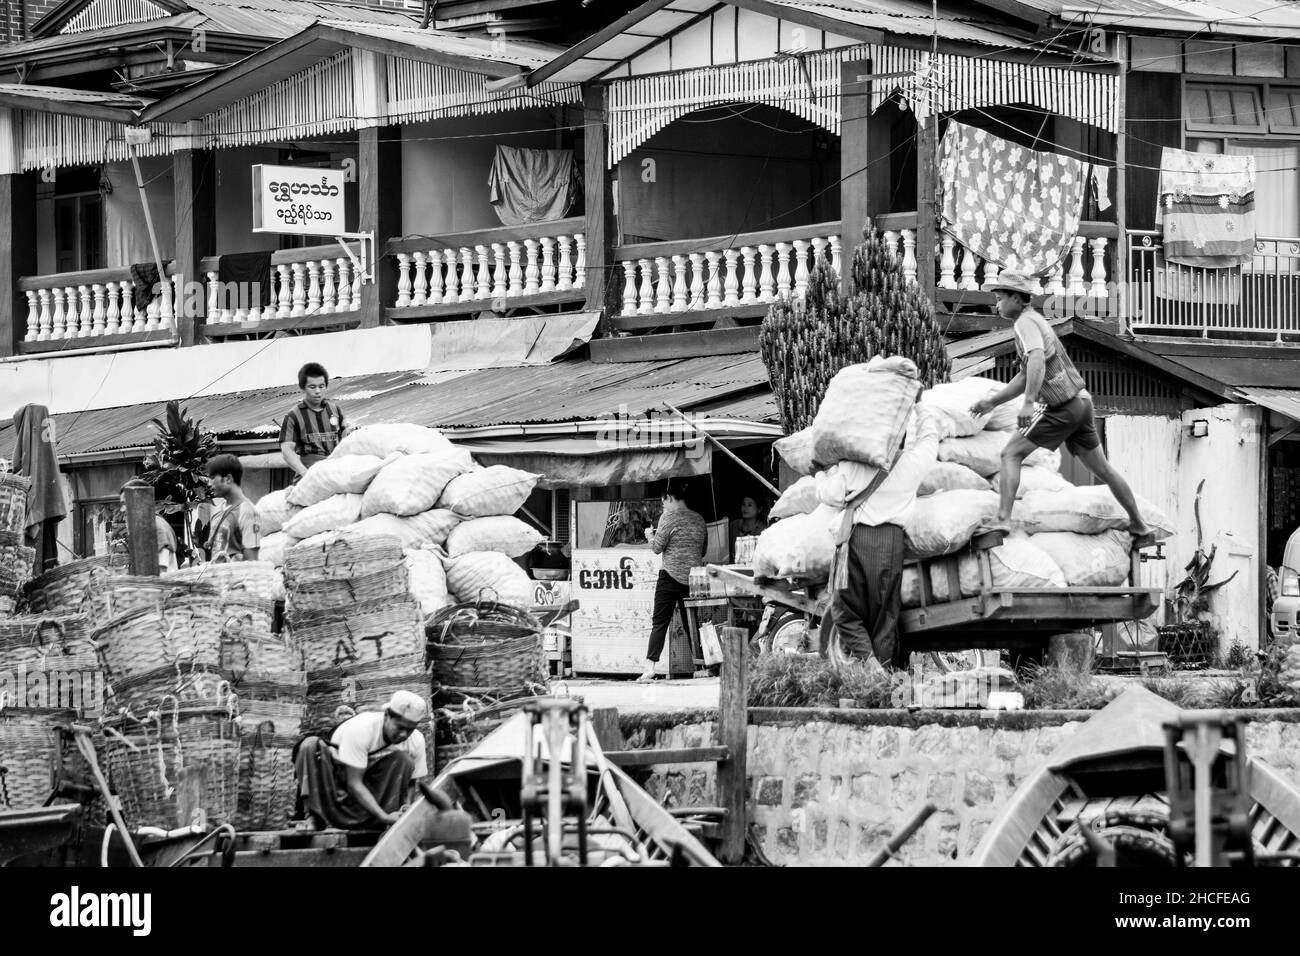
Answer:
[
  {"left": 938, "top": 121, "right": 1088, "bottom": 276},
  {"left": 1156, "top": 147, "right": 1255, "bottom": 268}
]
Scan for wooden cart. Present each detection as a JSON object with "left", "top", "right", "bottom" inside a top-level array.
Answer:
[{"left": 708, "top": 530, "right": 1162, "bottom": 653}]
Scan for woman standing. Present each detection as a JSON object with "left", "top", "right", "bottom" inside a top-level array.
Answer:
[
  {"left": 729, "top": 495, "right": 769, "bottom": 563},
  {"left": 639, "top": 478, "right": 707, "bottom": 682}
]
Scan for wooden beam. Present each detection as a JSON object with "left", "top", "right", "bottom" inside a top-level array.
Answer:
[
  {"left": 526, "top": 0, "right": 675, "bottom": 86},
  {"left": 1115, "top": 33, "right": 1129, "bottom": 334},
  {"left": 588, "top": 326, "right": 760, "bottom": 363},
  {"left": 603, "top": 746, "right": 730, "bottom": 768},
  {"left": 203, "top": 313, "right": 362, "bottom": 338},
  {"left": 0, "top": 171, "right": 35, "bottom": 357},
  {"left": 612, "top": 303, "right": 768, "bottom": 333},
  {"left": 387, "top": 290, "right": 585, "bottom": 324},
  {"left": 122, "top": 480, "right": 159, "bottom": 577},
  {"left": 728, "top": 0, "right": 885, "bottom": 47},
  {"left": 172, "top": 147, "right": 215, "bottom": 348},
  {"left": 589, "top": 707, "right": 625, "bottom": 752},
  {"left": 842, "top": 59, "right": 872, "bottom": 264},
  {"left": 916, "top": 114, "right": 938, "bottom": 308},
  {"left": 19, "top": 330, "right": 173, "bottom": 353},
  {"left": 359, "top": 125, "right": 401, "bottom": 330},
  {"left": 716, "top": 625, "right": 748, "bottom": 865},
  {"left": 583, "top": 84, "right": 615, "bottom": 331}
]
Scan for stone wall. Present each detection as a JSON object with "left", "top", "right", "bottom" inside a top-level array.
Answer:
[{"left": 622, "top": 708, "right": 1300, "bottom": 867}]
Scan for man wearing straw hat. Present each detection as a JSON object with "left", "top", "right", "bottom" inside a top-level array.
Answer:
[{"left": 294, "top": 691, "right": 429, "bottom": 830}]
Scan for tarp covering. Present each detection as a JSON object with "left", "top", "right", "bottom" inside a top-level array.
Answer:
[
  {"left": 426, "top": 314, "right": 600, "bottom": 375},
  {"left": 488, "top": 146, "right": 580, "bottom": 227},
  {"left": 457, "top": 437, "right": 712, "bottom": 488}
]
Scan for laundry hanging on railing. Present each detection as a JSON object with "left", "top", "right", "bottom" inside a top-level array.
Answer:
[
  {"left": 488, "top": 146, "right": 581, "bottom": 227},
  {"left": 938, "top": 122, "right": 1088, "bottom": 276},
  {"left": 1157, "top": 147, "right": 1256, "bottom": 268}
]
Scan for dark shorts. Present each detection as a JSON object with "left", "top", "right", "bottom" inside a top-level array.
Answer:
[{"left": 1022, "top": 392, "right": 1102, "bottom": 455}]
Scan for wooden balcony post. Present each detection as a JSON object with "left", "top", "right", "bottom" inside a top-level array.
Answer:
[
  {"left": 359, "top": 125, "right": 401, "bottom": 329},
  {"left": 841, "top": 59, "right": 872, "bottom": 292},
  {"left": 173, "top": 146, "right": 215, "bottom": 347},
  {"left": 122, "top": 479, "right": 160, "bottom": 577},
  {"left": 0, "top": 171, "right": 37, "bottom": 357},
  {"left": 916, "top": 114, "right": 939, "bottom": 306},
  {"left": 583, "top": 84, "right": 616, "bottom": 331}
]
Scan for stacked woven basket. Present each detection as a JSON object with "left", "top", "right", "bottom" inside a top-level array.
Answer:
[{"left": 0, "top": 473, "right": 35, "bottom": 614}]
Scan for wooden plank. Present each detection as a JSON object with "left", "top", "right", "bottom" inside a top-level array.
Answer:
[
  {"left": 1, "top": 171, "right": 39, "bottom": 356},
  {"left": 590, "top": 707, "right": 625, "bottom": 752},
  {"left": 915, "top": 114, "right": 938, "bottom": 306},
  {"left": 223, "top": 847, "right": 373, "bottom": 867},
  {"left": 873, "top": 211, "right": 919, "bottom": 232},
  {"left": 386, "top": 290, "right": 584, "bottom": 323},
  {"left": 359, "top": 125, "right": 401, "bottom": 331},
  {"left": 612, "top": 302, "right": 768, "bottom": 333},
  {"left": 526, "top": 0, "right": 676, "bottom": 85},
  {"left": 841, "top": 59, "right": 871, "bottom": 289},
  {"left": 203, "top": 313, "right": 361, "bottom": 338},
  {"left": 1115, "top": 33, "right": 1129, "bottom": 334},
  {"left": 122, "top": 479, "right": 159, "bottom": 576},
  {"left": 583, "top": 84, "right": 614, "bottom": 329},
  {"left": 614, "top": 220, "right": 842, "bottom": 262},
  {"left": 588, "top": 326, "right": 760, "bottom": 363},
  {"left": 716, "top": 625, "right": 747, "bottom": 865},
  {"left": 172, "top": 148, "right": 215, "bottom": 348},
  {"left": 604, "top": 746, "right": 730, "bottom": 767},
  {"left": 386, "top": 218, "right": 585, "bottom": 257}
]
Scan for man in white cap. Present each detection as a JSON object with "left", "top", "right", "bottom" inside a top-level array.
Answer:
[
  {"left": 969, "top": 271, "right": 1152, "bottom": 542},
  {"left": 293, "top": 690, "right": 429, "bottom": 830}
]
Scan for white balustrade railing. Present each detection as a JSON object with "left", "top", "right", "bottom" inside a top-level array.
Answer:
[
  {"left": 390, "top": 229, "right": 585, "bottom": 311},
  {"left": 203, "top": 249, "right": 360, "bottom": 326},
  {"left": 877, "top": 226, "right": 1113, "bottom": 297},
  {"left": 615, "top": 228, "right": 841, "bottom": 316},
  {"left": 22, "top": 269, "right": 179, "bottom": 344}
]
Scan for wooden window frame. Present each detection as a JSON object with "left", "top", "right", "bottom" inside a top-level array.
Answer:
[
  {"left": 1184, "top": 80, "right": 1267, "bottom": 134},
  {"left": 1184, "top": 77, "right": 1300, "bottom": 137}
]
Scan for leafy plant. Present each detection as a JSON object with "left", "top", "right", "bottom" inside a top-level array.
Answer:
[
  {"left": 1018, "top": 664, "right": 1114, "bottom": 710},
  {"left": 759, "top": 229, "right": 951, "bottom": 434},
  {"left": 1169, "top": 479, "right": 1238, "bottom": 625},
  {"left": 747, "top": 652, "right": 897, "bottom": 709},
  {"left": 139, "top": 401, "right": 217, "bottom": 563}
]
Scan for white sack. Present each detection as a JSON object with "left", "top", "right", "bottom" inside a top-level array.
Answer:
[
  {"left": 257, "top": 532, "right": 295, "bottom": 568},
  {"left": 361, "top": 449, "right": 475, "bottom": 517},
  {"left": 773, "top": 428, "right": 817, "bottom": 477},
  {"left": 332, "top": 423, "right": 458, "bottom": 460},
  {"left": 1025, "top": 446, "right": 1060, "bottom": 472},
  {"left": 770, "top": 476, "right": 821, "bottom": 519},
  {"left": 990, "top": 467, "right": 1072, "bottom": 498},
  {"left": 344, "top": 509, "right": 462, "bottom": 549},
  {"left": 751, "top": 504, "right": 839, "bottom": 582},
  {"left": 282, "top": 493, "right": 364, "bottom": 539},
  {"left": 255, "top": 489, "right": 301, "bottom": 535},
  {"left": 901, "top": 534, "right": 1066, "bottom": 605},
  {"left": 919, "top": 377, "right": 1001, "bottom": 438},
  {"left": 1014, "top": 486, "right": 1174, "bottom": 539},
  {"left": 985, "top": 400, "right": 1021, "bottom": 432},
  {"left": 439, "top": 466, "right": 540, "bottom": 518},
  {"left": 937, "top": 429, "right": 1058, "bottom": 477},
  {"left": 287, "top": 454, "right": 397, "bottom": 507},
  {"left": 445, "top": 516, "right": 544, "bottom": 558},
  {"left": 404, "top": 548, "right": 449, "bottom": 617},
  {"left": 903, "top": 490, "right": 1000, "bottom": 559},
  {"left": 811, "top": 356, "right": 919, "bottom": 469},
  {"left": 1029, "top": 530, "right": 1133, "bottom": 587},
  {"left": 444, "top": 551, "right": 534, "bottom": 606},
  {"left": 918, "top": 462, "right": 992, "bottom": 497}
]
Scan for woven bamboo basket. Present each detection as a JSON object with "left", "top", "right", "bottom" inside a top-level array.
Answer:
[
  {"left": 217, "top": 593, "right": 276, "bottom": 636},
  {"left": 104, "top": 664, "right": 234, "bottom": 715},
  {"left": 0, "top": 707, "right": 88, "bottom": 812},
  {"left": 0, "top": 530, "right": 36, "bottom": 608},
  {"left": 22, "top": 554, "right": 128, "bottom": 614},
  {"left": 0, "top": 473, "right": 30, "bottom": 535},
  {"left": 233, "top": 721, "right": 297, "bottom": 832},
  {"left": 290, "top": 598, "right": 424, "bottom": 671},
  {"left": 229, "top": 671, "right": 307, "bottom": 708},
  {"left": 287, "top": 563, "right": 410, "bottom": 613},
  {"left": 90, "top": 600, "right": 225, "bottom": 685},
  {"left": 220, "top": 628, "right": 303, "bottom": 675},
  {"left": 89, "top": 577, "right": 221, "bottom": 623},
  {"left": 165, "top": 560, "right": 285, "bottom": 603},
  {"left": 284, "top": 532, "right": 404, "bottom": 584},
  {"left": 102, "top": 707, "right": 241, "bottom": 829},
  {"left": 0, "top": 614, "right": 93, "bottom": 669},
  {"left": 235, "top": 695, "right": 305, "bottom": 738},
  {"left": 426, "top": 598, "right": 543, "bottom": 693}
]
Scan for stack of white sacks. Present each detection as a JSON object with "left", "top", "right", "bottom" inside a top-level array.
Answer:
[
  {"left": 254, "top": 423, "right": 543, "bottom": 616},
  {"left": 756, "top": 363, "right": 1175, "bottom": 604}
]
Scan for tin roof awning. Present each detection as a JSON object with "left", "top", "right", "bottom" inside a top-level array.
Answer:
[
  {"left": 1056, "top": 0, "right": 1300, "bottom": 38},
  {"left": 0, "top": 83, "right": 151, "bottom": 122},
  {"left": 1235, "top": 387, "right": 1300, "bottom": 424},
  {"left": 142, "top": 21, "right": 566, "bottom": 123}
]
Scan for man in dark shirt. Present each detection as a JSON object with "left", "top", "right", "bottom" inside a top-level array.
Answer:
[{"left": 279, "top": 362, "right": 348, "bottom": 478}]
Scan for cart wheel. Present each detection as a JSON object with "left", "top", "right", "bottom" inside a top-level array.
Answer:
[{"left": 765, "top": 610, "right": 817, "bottom": 655}]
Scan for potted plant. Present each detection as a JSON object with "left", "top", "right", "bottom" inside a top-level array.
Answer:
[{"left": 139, "top": 401, "right": 218, "bottom": 565}]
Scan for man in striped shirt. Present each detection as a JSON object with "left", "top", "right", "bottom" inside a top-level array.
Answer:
[
  {"left": 970, "top": 272, "right": 1152, "bottom": 540},
  {"left": 279, "top": 362, "right": 349, "bottom": 478}
]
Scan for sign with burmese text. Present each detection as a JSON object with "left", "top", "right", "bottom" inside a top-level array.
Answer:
[
  {"left": 570, "top": 548, "right": 690, "bottom": 675},
  {"left": 251, "top": 164, "right": 345, "bottom": 235}
]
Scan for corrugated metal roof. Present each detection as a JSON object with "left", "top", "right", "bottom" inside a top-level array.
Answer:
[
  {"left": 0, "top": 355, "right": 773, "bottom": 461},
  {"left": 1059, "top": 0, "right": 1300, "bottom": 36},
  {"left": 0, "top": 84, "right": 149, "bottom": 108},
  {"left": 767, "top": 0, "right": 1034, "bottom": 47},
  {"left": 317, "top": 21, "right": 564, "bottom": 68},
  {"left": 1235, "top": 387, "right": 1300, "bottom": 423}
]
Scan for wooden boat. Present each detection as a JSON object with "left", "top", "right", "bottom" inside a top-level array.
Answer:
[
  {"left": 970, "top": 686, "right": 1300, "bottom": 866},
  {"left": 362, "top": 699, "right": 721, "bottom": 867}
]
